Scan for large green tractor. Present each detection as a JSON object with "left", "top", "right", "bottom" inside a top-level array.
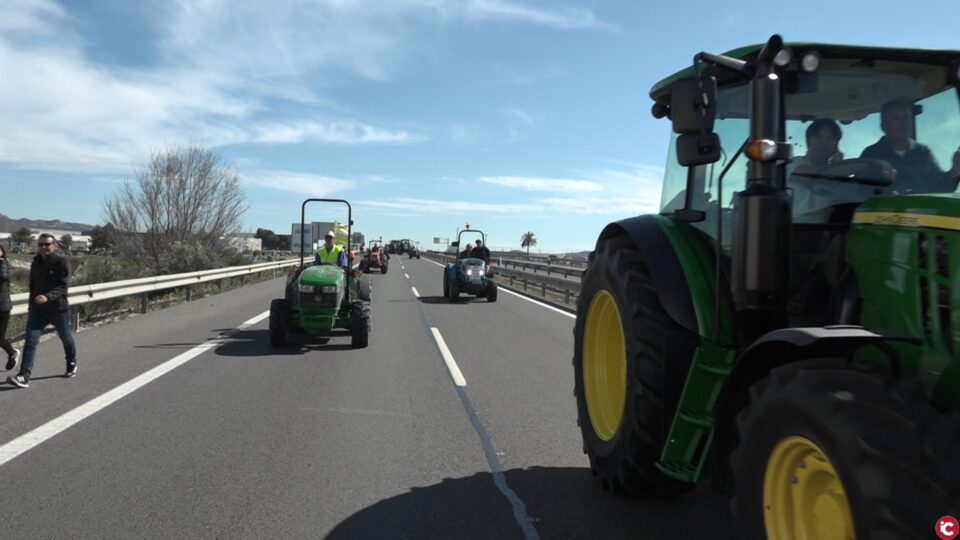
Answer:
[
  {"left": 270, "top": 199, "right": 371, "bottom": 348},
  {"left": 574, "top": 35, "right": 960, "bottom": 538}
]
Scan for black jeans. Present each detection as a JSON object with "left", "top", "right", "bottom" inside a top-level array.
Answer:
[
  {"left": 0, "top": 310, "right": 14, "bottom": 358},
  {"left": 20, "top": 310, "right": 76, "bottom": 378}
]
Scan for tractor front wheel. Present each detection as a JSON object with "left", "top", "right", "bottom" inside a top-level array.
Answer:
[
  {"left": 573, "top": 233, "right": 693, "bottom": 496},
  {"left": 350, "top": 300, "right": 371, "bottom": 348},
  {"left": 269, "top": 298, "right": 290, "bottom": 346},
  {"left": 486, "top": 282, "right": 498, "bottom": 302},
  {"left": 731, "top": 366, "right": 960, "bottom": 540}
]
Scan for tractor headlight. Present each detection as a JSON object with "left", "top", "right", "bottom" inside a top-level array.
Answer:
[
  {"left": 298, "top": 284, "right": 315, "bottom": 293},
  {"left": 321, "top": 285, "right": 337, "bottom": 293}
]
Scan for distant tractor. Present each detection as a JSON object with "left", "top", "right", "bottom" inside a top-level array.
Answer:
[
  {"left": 270, "top": 199, "right": 371, "bottom": 348},
  {"left": 573, "top": 35, "right": 960, "bottom": 538},
  {"left": 359, "top": 238, "right": 388, "bottom": 274},
  {"left": 444, "top": 230, "right": 497, "bottom": 303}
]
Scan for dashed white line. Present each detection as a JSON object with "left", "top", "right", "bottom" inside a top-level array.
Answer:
[
  {"left": 0, "top": 310, "right": 271, "bottom": 468},
  {"left": 425, "top": 258, "right": 575, "bottom": 319},
  {"left": 405, "top": 273, "right": 410, "bottom": 279},
  {"left": 411, "top": 287, "right": 420, "bottom": 298},
  {"left": 430, "top": 327, "right": 466, "bottom": 387}
]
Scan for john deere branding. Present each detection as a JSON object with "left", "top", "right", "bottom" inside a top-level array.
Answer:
[{"left": 853, "top": 212, "right": 960, "bottom": 231}]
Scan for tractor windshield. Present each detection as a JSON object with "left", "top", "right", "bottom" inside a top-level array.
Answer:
[{"left": 661, "top": 57, "right": 960, "bottom": 232}]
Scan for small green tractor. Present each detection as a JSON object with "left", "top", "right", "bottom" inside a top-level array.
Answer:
[
  {"left": 270, "top": 199, "right": 371, "bottom": 348},
  {"left": 574, "top": 35, "right": 960, "bottom": 538}
]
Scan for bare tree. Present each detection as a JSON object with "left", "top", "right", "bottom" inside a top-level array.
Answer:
[{"left": 104, "top": 145, "right": 248, "bottom": 271}]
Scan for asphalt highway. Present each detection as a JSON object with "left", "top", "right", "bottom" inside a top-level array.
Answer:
[{"left": 0, "top": 257, "right": 733, "bottom": 539}]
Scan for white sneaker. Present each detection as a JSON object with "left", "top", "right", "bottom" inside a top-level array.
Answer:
[{"left": 5, "top": 349, "right": 20, "bottom": 372}]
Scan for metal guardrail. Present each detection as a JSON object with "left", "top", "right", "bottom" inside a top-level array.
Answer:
[
  {"left": 11, "top": 259, "right": 301, "bottom": 316},
  {"left": 425, "top": 253, "right": 583, "bottom": 304}
]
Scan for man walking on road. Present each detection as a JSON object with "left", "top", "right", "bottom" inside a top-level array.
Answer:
[{"left": 7, "top": 234, "right": 78, "bottom": 388}]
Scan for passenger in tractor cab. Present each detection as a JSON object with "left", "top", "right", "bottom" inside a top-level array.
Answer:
[
  {"left": 861, "top": 100, "right": 960, "bottom": 194},
  {"left": 459, "top": 243, "right": 473, "bottom": 260},
  {"left": 315, "top": 231, "right": 347, "bottom": 269},
  {"left": 788, "top": 118, "right": 876, "bottom": 219}
]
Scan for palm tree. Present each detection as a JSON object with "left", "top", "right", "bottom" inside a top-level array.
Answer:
[{"left": 520, "top": 231, "right": 537, "bottom": 255}]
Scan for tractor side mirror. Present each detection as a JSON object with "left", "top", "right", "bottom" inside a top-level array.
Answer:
[
  {"left": 676, "top": 133, "right": 721, "bottom": 166},
  {"left": 671, "top": 77, "right": 720, "bottom": 166},
  {"left": 670, "top": 77, "right": 716, "bottom": 134},
  {"left": 452, "top": 241, "right": 459, "bottom": 248}
]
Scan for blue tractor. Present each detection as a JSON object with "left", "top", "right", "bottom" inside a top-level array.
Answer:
[{"left": 443, "top": 230, "right": 498, "bottom": 302}]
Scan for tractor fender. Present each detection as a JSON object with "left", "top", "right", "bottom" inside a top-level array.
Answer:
[
  {"left": 709, "top": 326, "right": 922, "bottom": 492},
  {"left": 598, "top": 215, "right": 698, "bottom": 334}
]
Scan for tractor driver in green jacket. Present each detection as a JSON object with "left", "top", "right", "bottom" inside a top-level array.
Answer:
[{"left": 315, "top": 231, "right": 347, "bottom": 269}]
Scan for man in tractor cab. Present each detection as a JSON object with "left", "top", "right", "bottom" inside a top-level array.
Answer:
[
  {"left": 470, "top": 239, "right": 491, "bottom": 263},
  {"left": 315, "top": 231, "right": 347, "bottom": 269},
  {"left": 861, "top": 99, "right": 960, "bottom": 194},
  {"left": 459, "top": 243, "right": 473, "bottom": 259}
]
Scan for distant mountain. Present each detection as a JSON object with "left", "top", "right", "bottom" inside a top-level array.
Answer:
[{"left": 0, "top": 213, "right": 97, "bottom": 234}]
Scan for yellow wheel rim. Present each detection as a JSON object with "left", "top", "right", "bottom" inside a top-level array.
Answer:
[
  {"left": 582, "top": 289, "right": 627, "bottom": 442},
  {"left": 763, "top": 436, "right": 854, "bottom": 540}
]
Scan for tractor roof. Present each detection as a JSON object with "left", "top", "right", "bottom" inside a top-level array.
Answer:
[{"left": 650, "top": 42, "right": 960, "bottom": 105}]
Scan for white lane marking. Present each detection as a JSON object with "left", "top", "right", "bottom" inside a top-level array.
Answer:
[
  {"left": 405, "top": 273, "right": 410, "bottom": 279},
  {"left": 0, "top": 310, "right": 271, "bottom": 468},
  {"left": 498, "top": 287, "right": 576, "bottom": 319},
  {"left": 411, "top": 287, "right": 420, "bottom": 298},
  {"left": 425, "top": 258, "right": 575, "bottom": 319},
  {"left": 430, "top": 327, "right": 466, "bottom": 387},
  {"left": 426, "top": 259, "right": 445, "bottom": 267}
]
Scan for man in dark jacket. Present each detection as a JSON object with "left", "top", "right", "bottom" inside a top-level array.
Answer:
[
  {"left": 860, "top": 100, "right": 960, "bottom": 194},
  {"left": 7, "top": 233, "right": 77, "bottom": 388},
  {"left": 470, "top": 239, "right": 491, "bottom": 263}
]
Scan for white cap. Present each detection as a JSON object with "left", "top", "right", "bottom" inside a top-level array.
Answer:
[{"left": 325, "top": 231, "right": 335, "bottom": 238}]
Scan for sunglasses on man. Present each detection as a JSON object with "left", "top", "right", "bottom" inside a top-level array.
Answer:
[{"left": 38, "top": 242, "right": 54, "bottom": 247}]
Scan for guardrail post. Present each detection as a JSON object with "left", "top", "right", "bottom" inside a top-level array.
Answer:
[
  {"left": 218, "top": 279, "right": 223, "bottom": 293},
  {"left": 140, "top": 293, "right": 149, "bottom": 314},
  {"left": 186, "top": 286, "right": 193, "bottom": 302},
  {"left": 523, "top": 278, "right": 528, "bottom": 291},
  {"left": 541, "top": 283, "right": 546, "bottom": 297},
  {"left": 241, "top": 275, "right": 246, "bottom": 287},
  {"left": 71, "top": 307, "right": 80, "bottom": 331},
  {"left": 564, "top": 289, "right": 571, "bottom": 304},
  {"left": 509, "top": 275, "right": 514, "bottom": 286}
]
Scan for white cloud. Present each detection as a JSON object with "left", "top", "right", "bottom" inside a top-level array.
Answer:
[
  {"left": 480, "top": 176, "right": 603, "bottom": 193},
  {"left": 502, "top": 107, "right": 535, "bottom": 127},
  {"left": 244, "top": 171, "right": 355, "bottom": 197},
  {"left": 250, "top": 120, "right": 423, "bottom": 145},
  {"left": 0, "top": 0, "right": 602, "bottom": 174},
  {"left": 465, "top": 0, "right": 600, "bottom": 29},
  {"left": 540, "top": 196, "right": 659, "bottom": 215},
  {"left": 358, "top": 197, "right": 541, "bottom": 214}
]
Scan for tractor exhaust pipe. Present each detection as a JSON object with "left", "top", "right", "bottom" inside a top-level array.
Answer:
[{"left": 730, "top": 35, "right": 792, "bottom": 335}]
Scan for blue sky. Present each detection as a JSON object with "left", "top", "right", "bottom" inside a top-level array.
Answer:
[{"left": 2, "top": 0, "right": 958, "bottom": 253}]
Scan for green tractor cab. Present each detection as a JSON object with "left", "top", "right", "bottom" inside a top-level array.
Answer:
[
  {"left": 270, "top": 198, "right": 371, "bottom": 348},
  {"left": 574, "top": 35, "right": 960, "bottom": 538}
]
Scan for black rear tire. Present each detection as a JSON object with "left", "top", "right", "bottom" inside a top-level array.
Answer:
[
  {"left": 731, "top": 366, "right": 960, "bottom": 539},
  {"left": 573, "top": 233, "right": 694, "bottom": 497},
  {"left": 269, "top": 298, "right": 290, "bottom": 346},
  {"left": 448, "top": 276, "right": 459, "bottom": 302},
  {"left": 350, "top": 300, "right": 371, "bottom": 348},
  {"left": 443, "top": 272, "right": 450, "bottom": 297},
  {"left": 381, "top": 264, "right": 388, "bottom": 274},
  {"left": 487, "top": 282, "right": 498, "bottom": 302}
]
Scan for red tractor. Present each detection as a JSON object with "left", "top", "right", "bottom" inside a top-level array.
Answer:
[{"left": 360, "top": 239, "right": 388, "bottom": 274}]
